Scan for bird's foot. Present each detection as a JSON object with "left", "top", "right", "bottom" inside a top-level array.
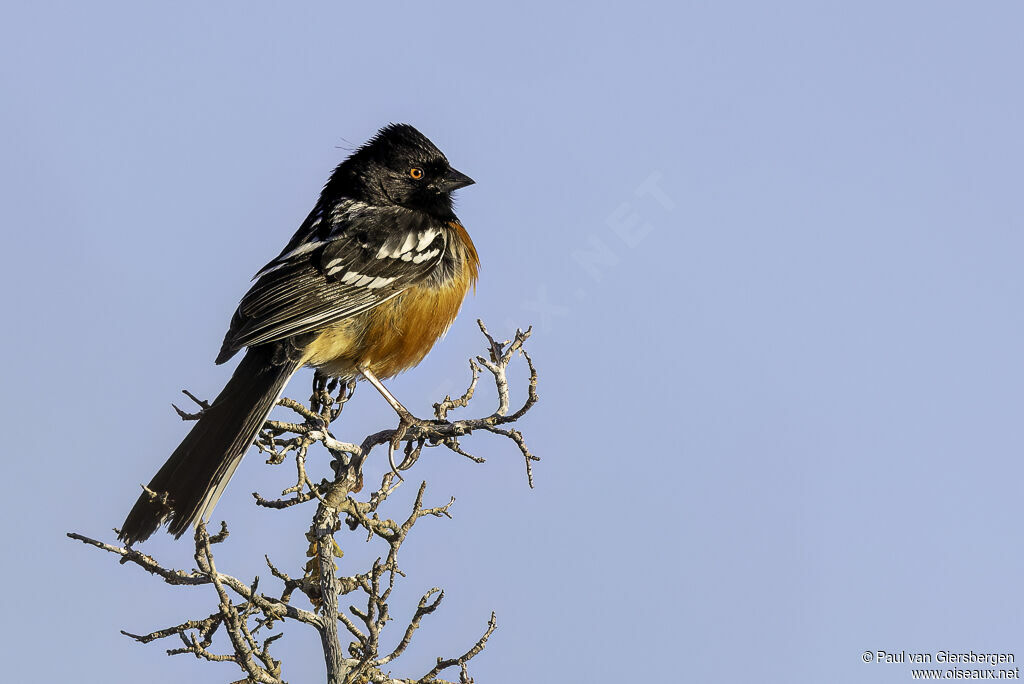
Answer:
[{"left": 387, "top": 409, "right": 426, "bottom": 481}]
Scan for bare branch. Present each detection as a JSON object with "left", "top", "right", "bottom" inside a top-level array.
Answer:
[
  {"left": 433, "top": 359, "right": 481, "bottom": 420},
  {"left": 374, "top": 588, "right": 444, "bottom": 666},
  {"left": 419, "top": 612, "right": 498, "bottom": 682},
  {"left": 73, "top": 321, "right": 536, "bottom": 683}
]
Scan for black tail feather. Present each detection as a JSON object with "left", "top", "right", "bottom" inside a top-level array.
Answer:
[{"left": 118, "top": 345, "right": 300, "bottom": 544}]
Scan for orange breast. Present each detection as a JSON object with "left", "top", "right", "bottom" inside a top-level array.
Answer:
[{"left": 305, "top": 222, "right": 479, "bottom": 380}]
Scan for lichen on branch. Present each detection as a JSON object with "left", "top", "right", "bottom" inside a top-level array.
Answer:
[{"left": 69, "top": 321, "right": 538, "bottom": 684}]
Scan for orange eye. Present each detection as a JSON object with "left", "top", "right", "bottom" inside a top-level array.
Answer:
[{"left": 409, "top": 167, "right": 424, "bottom": 180}]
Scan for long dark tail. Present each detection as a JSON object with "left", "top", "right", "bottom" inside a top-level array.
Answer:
[{"left": 119, "top": 345, "right": 301, "bottom": 544}]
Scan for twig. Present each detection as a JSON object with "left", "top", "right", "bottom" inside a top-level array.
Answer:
[{"left": 72, "top": 321, "right": 537, "bottom": 683}]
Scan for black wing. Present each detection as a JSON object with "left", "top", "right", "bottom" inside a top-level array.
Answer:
[{"left": 216, "top": 201, "right": 448, "bottom": 363}]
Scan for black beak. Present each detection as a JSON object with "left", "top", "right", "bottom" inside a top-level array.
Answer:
[{"left": 438, "top": 168, "right": 475, "bottom": 192}]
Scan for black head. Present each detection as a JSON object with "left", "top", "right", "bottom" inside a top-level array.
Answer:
[{"left": 324, "top": 123, "right": 474, "bottom": 218}]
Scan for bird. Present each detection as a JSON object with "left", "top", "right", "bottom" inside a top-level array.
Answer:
[{"left": 118, "top": 123, "right": 478, "bottom": 545}]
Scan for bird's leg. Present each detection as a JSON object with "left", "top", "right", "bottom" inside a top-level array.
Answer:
[
  {"left": 360, "top": 367, "right": 413, "bottom": 419},
  {"left": 310, "top": 370, "right": 331, "bottom": 416},
  {"left": 360, "top": 366, "right": 421, "bottom": 481}
]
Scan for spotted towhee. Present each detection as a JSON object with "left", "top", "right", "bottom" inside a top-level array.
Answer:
[{"left": 119, "top": 124, "right": 478, "bottom": 544}]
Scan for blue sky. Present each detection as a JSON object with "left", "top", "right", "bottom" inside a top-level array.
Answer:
[{"left": 3, "top": 2, "right": 1023, "bottom": 682}]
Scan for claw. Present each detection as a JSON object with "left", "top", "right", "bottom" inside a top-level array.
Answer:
[
  {"left": 387, "top": 440, "right": 405, "bottom": 481},
  {"left": 361, "top": 365, "right": 422, "bottom": 481},
  {"left": 386, "top": 412, "right": 417, "bottom": 481}
]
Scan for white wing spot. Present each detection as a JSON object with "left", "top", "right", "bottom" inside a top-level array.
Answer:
[
  {"left": 416, "top": 229, "right": 438, "bottom": 251},
  {"left": 281, "top": 238, "right": 322, "bottom": 261},
  {"left": 329, "top": 200, "right": 370, "bottom": 224},
  {"left": 254, "top": 235, "right": 324, "bottom": 279},
  {"left": 340, "top": 271, "right": 362, "bottom": 285},
  {"left": 254, "top": 261, "right": 287, "bottom": 279},
  {"left": 378, "top": 232, "right": 417, "bottom": 259},
  {"left": 353, "top": 274, "right": 375, "bottom": 287},
  {"left": 367, "top": 275, "right": 397, "bottom": 289},
  {"left": 399, "top": 232, "right": 418, "bottom": 255},
  {"left": 412, "top": 248, "right": 440, "bottom": 264}
]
